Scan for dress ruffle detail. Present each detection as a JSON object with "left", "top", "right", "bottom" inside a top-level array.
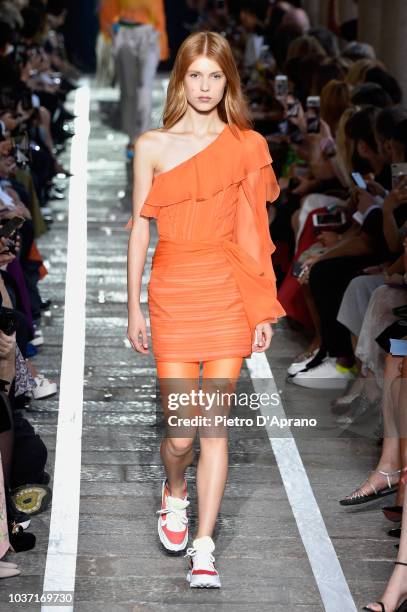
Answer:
[{"left": 124, "top": 127, "right": 279, "bottom": 230}]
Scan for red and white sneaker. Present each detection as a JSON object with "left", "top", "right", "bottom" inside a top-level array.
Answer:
[
  {"left": 185, "top": 536, "right": 221, "bottom": 588},
  {"left": 156, "top": 478, "right": 189, "bottom": 552}
]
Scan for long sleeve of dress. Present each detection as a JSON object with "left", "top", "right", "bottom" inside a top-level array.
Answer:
[{"left": 233, "top": 138, "right": 285, "bottom": 325}]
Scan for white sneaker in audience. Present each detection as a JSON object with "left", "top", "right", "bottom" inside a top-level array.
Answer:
[
  {"left": 287, "top": 348, "right": 319, "bottom": 376},
  {"left": 291, "top": 358, "right": 357, "bottom": 390},
  {"left": 30, "top": 329, "right": 44, "bottom": 347},
  {"left": 28, "top": 374, "right": 57, "bottom": 400}
]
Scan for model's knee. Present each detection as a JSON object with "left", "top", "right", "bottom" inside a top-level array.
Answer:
[{"left": 164, "top": 436, "right": 195, "bottom": 457}]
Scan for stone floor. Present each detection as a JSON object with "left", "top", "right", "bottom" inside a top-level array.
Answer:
[{"left": 0, "top": 78, "right": 400, "bottom": 611}]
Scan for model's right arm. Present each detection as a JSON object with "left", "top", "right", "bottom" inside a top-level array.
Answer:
[{"left": 126, "top": 132, "right": 155, "bottom": 354}]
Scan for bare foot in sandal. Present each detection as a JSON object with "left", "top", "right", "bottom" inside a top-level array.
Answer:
[{"left": 339, "top": 468, "right": 400, "bottom": 506}]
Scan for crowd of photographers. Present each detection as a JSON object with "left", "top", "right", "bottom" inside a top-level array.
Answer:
[
  {"left": 186, "top": 0, "right": 407, "bottom": 609},
  {"left": 0, "top": 0, "right": 79, "bottom": 578}
]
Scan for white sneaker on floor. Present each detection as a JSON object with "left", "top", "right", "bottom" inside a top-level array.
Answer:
[
  {"left": 185, "top": 536, "right": 221, "bottom": 588},
  {"left": 30, "top": 330, "right": 44, "bottom": 347},
  {"left": 291, "top": 358, "right": 357, "bottom": 390},
  {"left": 287, "top": 348, "right": 319, "bottom": 376},
  {"left": 28, "top": 374, "right": 57, "bottom": 400},
  {"left": 157, "top": 478, "right": 189, "bottom": 552}
]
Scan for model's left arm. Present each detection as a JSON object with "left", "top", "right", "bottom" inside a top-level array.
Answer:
[{"left": 234, "top": 133, "right": 286, "bottom": 325}]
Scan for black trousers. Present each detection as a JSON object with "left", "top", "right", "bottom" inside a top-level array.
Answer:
[{"left": 309, "top": 255, "right": 381, "bottom": 358}]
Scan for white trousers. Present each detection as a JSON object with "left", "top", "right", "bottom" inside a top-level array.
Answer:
[{"left": 113, "top": 24, "right": 160, "bottom": 141}]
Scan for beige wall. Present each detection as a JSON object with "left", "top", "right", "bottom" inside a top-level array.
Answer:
[
  {"left": 358, "top": 0, "right": 382, "bottom": 55},
  {"left": 379, "top": 0, "right": 407, "bottom": 100},
  {"left": 303, "top": 0, "right": 407, "bottom": 100}
]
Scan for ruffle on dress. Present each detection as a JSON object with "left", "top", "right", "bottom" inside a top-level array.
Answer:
[{"left": 124, "top": 126, "right": 280, "bottom": 229}]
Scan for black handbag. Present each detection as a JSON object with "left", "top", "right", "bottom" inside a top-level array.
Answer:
[{"left": 375, "top": 319, "right": 407, "bottom": 353}]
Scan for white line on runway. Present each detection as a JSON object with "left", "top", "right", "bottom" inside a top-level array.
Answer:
[
  {"left": 246, "top": 352, "right": 357, "bottom": 612},
  {"left": 41, "top": 83, "right": 90, "bottom": 612}
]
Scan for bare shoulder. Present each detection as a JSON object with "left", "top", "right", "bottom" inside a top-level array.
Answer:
[
  {"left": 135, "top": 129, "right": 174, "bottom": 163},
  {"left": 134, "top": 129, "right": 164, "bottom": 154}
]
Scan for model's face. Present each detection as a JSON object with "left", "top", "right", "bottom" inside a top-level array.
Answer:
[{"left": 183, "top": 56, "right": 227, "bottom": 113}]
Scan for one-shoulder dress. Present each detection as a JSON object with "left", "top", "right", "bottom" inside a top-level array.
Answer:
[{"left": 125, "top": 124, "right": 286, "bottom": 362}]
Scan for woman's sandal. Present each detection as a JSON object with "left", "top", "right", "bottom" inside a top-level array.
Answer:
[
  {"left": 363, "top": 561, "right": 407, "bottom": 611},
  {"left": 340, "top": 469, "right": 400, "bottom": 506}
]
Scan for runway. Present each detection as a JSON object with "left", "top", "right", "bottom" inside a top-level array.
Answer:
[{"left": 1, "top": 78, "right": 399, "bottom": 611}]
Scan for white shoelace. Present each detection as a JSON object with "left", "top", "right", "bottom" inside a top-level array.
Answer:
[
  {"left": 156, "top": 498, "right": 189, "bottom": 528},
  {"left": 184, "top": 547, "right": 216, "bottom": 569}
]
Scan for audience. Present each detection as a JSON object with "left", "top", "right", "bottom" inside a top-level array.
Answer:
[
  {"left": 0, "top": 0, "right": 78, "bottom": 577},
  {"left": 192, "top": 1, "right": 407, "bottom": 609}
]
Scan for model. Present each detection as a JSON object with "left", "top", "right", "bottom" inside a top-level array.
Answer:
[
  {"left": 99, "top": 0, "right": 169, "bottom": 157},
  {"left": 126, "top": 30, "right": 285, "bottom": 588}
]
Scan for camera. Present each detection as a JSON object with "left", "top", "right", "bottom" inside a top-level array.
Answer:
[{"left": 0, "top": 306, "right": 17, "bottom": 336}]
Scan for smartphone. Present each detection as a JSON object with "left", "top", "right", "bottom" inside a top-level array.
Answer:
[
  {"left": 312, "top": 211, "right": 346, "bottom": 228},
  {"left": 0, "top": 216, "right": 25, "bottom": 239},
  {"left": 391, "top": 163, "right": 407, "bottom": 188},
  {"left": 389, "top": 338, "right": 407, "bottom": 356},
  {"left": 292, "top": 260, "right": 304, "bottom": 277},
  {"left": 278, "top": 119, "right": 289, "bottom": 135},
  {"left": 286, "top": 100, "right": 299, "bottom": 118},
  {"left": 306, "top": 96, "right": 320, "bottom": 134},
  {"left": 352, "top": 210, "right": 365, "bottom": 225},
  {"left": 21, "top": 90, "right": 33, "bottom": 112},
  {"left": 351, "top": 172, "right": 367, "bottom": 190},
  {"left": 275, "top": 75, "right": 288, "bottom": 99}
]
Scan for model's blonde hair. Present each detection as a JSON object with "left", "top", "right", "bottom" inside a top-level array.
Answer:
[{"left": 162, "top": 31, "right": 252, "bottom": 134}]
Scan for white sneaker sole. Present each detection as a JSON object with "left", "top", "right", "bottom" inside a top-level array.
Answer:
[
  {"left": 30, "top": 383, "right": 58, "bottom": 400},
  {"left": 287, "top": 358, "right": 315, "bottom": 376},
  {"left": 30, "top": 337, "right": 44, "bottom": 347},
  {"left": 31, "top": 389, "right": 58, "bottom": 400},
  {"left": 157, "top": 518, "right": 188, "bottom": 552},
  {"left": 187, "top": 571, "right": 221, "bottom": 588},
  {"left": 287, "top": 350, "right": 319, "bottom": 376}
]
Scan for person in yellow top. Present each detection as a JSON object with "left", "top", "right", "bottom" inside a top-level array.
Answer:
[{"left": 99, "top": 0, "right": 170, "bottom": 155}]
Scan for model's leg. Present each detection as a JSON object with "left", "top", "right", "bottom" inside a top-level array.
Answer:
[
  {"left": 156, "top": 361, "right": 199, "bottom": 499},
  {"left": 194, "top": 357, "right": 243, "bottom": 539},
  {"left": 136, "top": 27, "right": 160, "bottom": 136},
  {"left": 113, "top": 28, "right": 136, "bottom": 146}
]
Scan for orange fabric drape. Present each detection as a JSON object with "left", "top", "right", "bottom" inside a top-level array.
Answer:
[
  {"left": 28, "top": 242, "right": 48, "bottom": 280},
  {"left": 99, "top": 0, "right": 169, "bottom": 61}
]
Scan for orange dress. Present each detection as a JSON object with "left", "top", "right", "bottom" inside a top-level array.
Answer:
[{"left": 125, "top": 124, "right": 286, "bottom": 362}]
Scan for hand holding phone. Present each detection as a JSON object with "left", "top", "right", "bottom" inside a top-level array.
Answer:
[
  {"left": 312, "top": 211, "right": 346, "bottom": 228},
  {"left": 274, "top": 75, "right": 288, "bottom": 100},
  {"left": 0, "top": 216, "right": 24, "bottom": 239},
  {"left": 351, "top": 172, "right": 367, "bottom": 190}
]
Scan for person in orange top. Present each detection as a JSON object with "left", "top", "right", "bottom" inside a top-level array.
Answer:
[
  {"left": 126, "top": 31, "right": 285, "bottom": 588},
  {"left": 99, "top": 0, "right": 169, "bottom": 155}
]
